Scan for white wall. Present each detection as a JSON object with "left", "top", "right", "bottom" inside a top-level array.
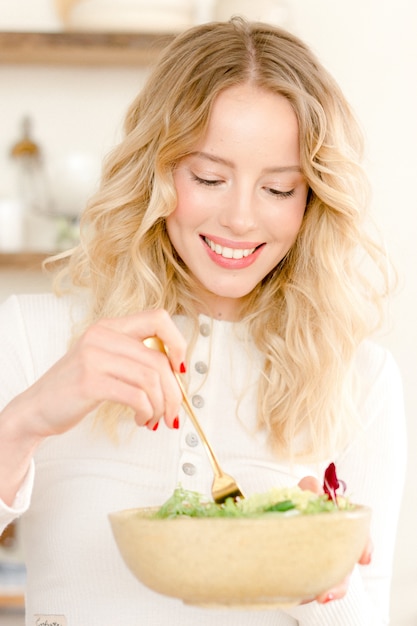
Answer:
[
  {"left": 290, "top": 3, "right": 417, "bottom": 624},
  {"left": 1, "top": 1, "right": 416, "bottom": 624}
]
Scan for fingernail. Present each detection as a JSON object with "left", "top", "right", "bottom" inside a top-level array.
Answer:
[
  {"left": 180, "top": 362, "right": 187, "bottom": 374},
  {"left": 173, "top": 416, "right": 180, "bottom": 429},
  {"left": 152, "top": 422, "right": 159, "bottom": 431},
  {"left": 323, "top": 593, "right": 334, "bottom": 604}
]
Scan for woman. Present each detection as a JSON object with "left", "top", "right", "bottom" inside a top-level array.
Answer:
[{"left": 0, "top": 18, "right": 406, "bottom": 625}]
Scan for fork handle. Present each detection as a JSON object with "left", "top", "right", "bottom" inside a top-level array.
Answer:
[
  {"left": 143, "top": 336, "right": 225, "bottom": 479},
  {"left": 171, "top": 371, "right": 226, "bottom": 479}
]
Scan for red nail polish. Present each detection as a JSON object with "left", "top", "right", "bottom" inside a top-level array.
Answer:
[
  {"left": 180, "top": 362, "right": 187, "bottom": 374},
  {"left": 323, "top": 593, "right": 334, "bottom": 604},
  {"left": 173, "top": 417, "right": 180, "bottom": 429},
  {"left": 152, "top": 422, "right": 159, "bottom": 431}
]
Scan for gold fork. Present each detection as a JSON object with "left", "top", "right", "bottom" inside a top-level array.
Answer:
[{"left": 143, "top": 336, "right": 245, "bottom": 504}]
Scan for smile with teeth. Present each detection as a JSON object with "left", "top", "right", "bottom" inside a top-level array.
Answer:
[{"left": 203, "top": 236, "right": 258, "bottom": 260}]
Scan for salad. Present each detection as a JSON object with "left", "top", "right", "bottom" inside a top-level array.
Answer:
[
  {"left": 155, "top": 466, "right": 351, "bottom": 519},
  {"left": 155, "top": 463, "right": 350, "bottom": 519},
  {"left": 155, "top": 486, "right": 351, "bottom": 519}
]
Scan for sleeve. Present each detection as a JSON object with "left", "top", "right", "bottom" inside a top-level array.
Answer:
[
  {"left": 286, "top": 344, "right": 407, "bottom": 626},
  {"left": 337, "top": 347, "right": 407, "bottom": 622},
  {"left": 0, "top": 295, "right": 34, "bottom": 410},
  {"left": 0, "top": 461, "right": 35, "bottom": 533},
  {"left": 0, "top": 296, "right": 37, "bottom": 532}
]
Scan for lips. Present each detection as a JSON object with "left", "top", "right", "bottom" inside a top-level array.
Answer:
[{"left": 202, "top": 236, "right": 260, "bottom": 260}]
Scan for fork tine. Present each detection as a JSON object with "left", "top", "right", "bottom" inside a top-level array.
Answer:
[{"left": 212, "top": 474, "right": 245, "bottom": 504}]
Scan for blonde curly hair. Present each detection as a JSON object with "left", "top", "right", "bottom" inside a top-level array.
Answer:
[{"left": 54, "top": 18, "right": 393, "bottom": 460}]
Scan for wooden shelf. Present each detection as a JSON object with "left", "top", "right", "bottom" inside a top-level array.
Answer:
[
  {"left": 0, "top": 252, "right": 53, "bottom": 270},
  {"left": 0, "top": 31, "right": 175, "bottom": 66}
]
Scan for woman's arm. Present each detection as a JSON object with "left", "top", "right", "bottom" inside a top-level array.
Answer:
[
  {"left": 0, "top": 302, "right": 187, "bottom": 509},
  {"left": 288, "top": 344, "right": 406, "bottom": 624},
  {"left": 0, "top": 394, "right": 43, "bottom": 508},
  {"left": 334, "top": 346, "right": 407, "bottom": 620}
]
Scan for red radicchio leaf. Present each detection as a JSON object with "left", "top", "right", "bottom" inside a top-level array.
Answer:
[{"left": 323, "top": 462, "right": 346, "bottom": 506}]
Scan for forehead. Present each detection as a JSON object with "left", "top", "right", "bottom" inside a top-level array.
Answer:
[{"left": 194, "top": 84, "right": 300, "bottom": 164}]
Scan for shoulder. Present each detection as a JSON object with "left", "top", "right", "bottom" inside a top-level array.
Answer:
[
  {"left": 0, "top": 292, "right": 85, "bottom": 328},
  {"left": 355, "top": 339, "right": 402, "bottom": 387},
  {"left": 354, "top": 339, "right": 404, "bottom": 427},
  {"left": 0, "top": 292, "right": 87, "bottom": 378}
]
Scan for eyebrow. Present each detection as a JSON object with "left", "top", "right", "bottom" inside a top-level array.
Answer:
[{"left": 190, "top": 151, "right": 302, "bottom": 174}]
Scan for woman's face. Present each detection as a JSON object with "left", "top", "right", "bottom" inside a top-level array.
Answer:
[{"left": 167, "top": 83, "right": 308, "bottom": 320}]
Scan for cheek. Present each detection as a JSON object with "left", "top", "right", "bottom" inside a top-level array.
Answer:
[
  {"left": 167, "top": 199, "right": 195, "bottom": 233},
  {"left": 172, "top": 179, "right": 212, "bottom": 227},
  {"left": 173, "top": 174, "right": 196, "bottom": 216},
  {"left": 167, "top": 183, "right": 190, "bottom": 233},
  {"left": 287, "top": 192, "right": 308, "bottom": 234},
  {"left": 294, "top": 206, "right": 306, "bottom": 232},
  {"left": 166, "top": 181, "right": 200, "bottom": 242},
  {"left": 270, "top": 203, "right": 306, "bottom": 241}
]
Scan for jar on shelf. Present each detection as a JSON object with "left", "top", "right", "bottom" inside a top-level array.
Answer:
[{"left": 9, "top": 117, "right": 56, "bottom": 252}]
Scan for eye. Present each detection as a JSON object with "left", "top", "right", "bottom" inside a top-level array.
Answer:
[
  {"left": 191, "top": 173, "right": 223, "bottom": 187},
  {"left": 266, "top": 188, "right": 296, "bottom": 199}
]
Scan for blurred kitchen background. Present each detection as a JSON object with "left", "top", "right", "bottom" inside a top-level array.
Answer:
[{"left": 0, "top": 0, "right": 416, "bottom": 624}]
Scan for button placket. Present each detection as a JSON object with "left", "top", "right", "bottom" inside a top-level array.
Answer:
[
  {"left": 185, "top": 432, "right": 199, "bottom": 448},
  {"left": 175, "top": 316, "right": 212, "bottom": 492},
  {"left": 182, "top": 462, "right": 197, "bottom": 476},
  {"left": 191, "top": 394, "right": 204, "bottom": 409},
  {"left": 195, "top": 360, "right": 208, "bottom": 374},
  {"left": 199, "top": 322, "right": 211, "bottom": 337}
]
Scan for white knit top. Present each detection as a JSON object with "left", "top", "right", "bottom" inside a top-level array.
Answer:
[{"left": 0, "top": 293, "right": 407, "bottom": 626}]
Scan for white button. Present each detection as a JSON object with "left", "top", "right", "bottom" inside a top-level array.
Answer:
[
  {"left": 199, "top": 323, "right": 211, "bottom": 337},
  {"left": 195, "top": 361, "right": 208, "bottom": 374},
  {"left": 182, "top": 462, "right": 197, "bottom": 476},
  {"left": 192, "top": 394, "right": 204, "bottom": 408},
  {"left": 185, "top": 432, "right": 199, "bottom": 447}
]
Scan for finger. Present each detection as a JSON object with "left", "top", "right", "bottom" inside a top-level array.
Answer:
[
  {"left": 359, "top": 538, "right": 373, "bottom": 565},
  {"left": 65, "top": 340, "right": 166, "bottom": 423},
  {"left": 96, "top": 372, "right": 179, "bottom": 432},
  {"left": 75, "top": 326, "right": 183, "bottom": 425},
  {"left": 124, "top": 352, "right": 182, "bottom": 426},
  {"left": 316, "top": 576, "right": 350, "bottom": 604},
  {"left": 298, "top": 476, "right": 323, "bottom": 494},
  {"left": 99, "top": 309, "right": 187, "bottom": 372},
  {"left": 87, "top": 366, "right": 157, "bottom": 422},
  {"left": 140, "top": 418, "right": 160, "bottom": 431},
  {"left": 100, "top": 352, "right": 167, "bottom": 418},
  {"left": 98, "top": 352, "right": 182, "bottom": 427},
  {"left": 82, "top": 320, "right": 178, "bottom": 373}
]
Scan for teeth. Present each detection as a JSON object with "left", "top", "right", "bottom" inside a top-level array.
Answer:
[{"left": 205, "top": 237, "right": 256, "bottom": 260}]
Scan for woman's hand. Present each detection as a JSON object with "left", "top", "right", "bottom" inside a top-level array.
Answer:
[
  {"left": 10, "top": 308, "right": 187, "bottom": 439},
  {"left": 297, "top": 475, "right": 373, "bottom": 605},
  {"left": 0, "top": 308, "right": 186, "bottom": 506}
]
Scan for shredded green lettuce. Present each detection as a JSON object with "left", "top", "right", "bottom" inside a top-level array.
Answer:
[{"left": 154, "top": 486, "right": 351, "bottom": 519}]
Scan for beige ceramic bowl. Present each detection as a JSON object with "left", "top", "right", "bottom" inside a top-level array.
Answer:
[{"left": 109, "top": 505, "right": 371, "bottom": 609}]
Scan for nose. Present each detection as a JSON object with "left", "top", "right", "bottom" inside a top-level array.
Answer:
[{"left": 219, "top": 184, "right": 258, "bottom": 235}]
